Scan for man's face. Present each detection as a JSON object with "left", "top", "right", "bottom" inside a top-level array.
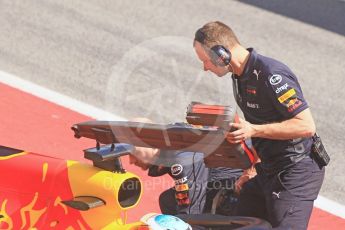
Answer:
[
  {"left": 194, "top": 41, "right": 230, "bottom": 77},
  {"left": 129, "top": 147, "right": 156, "bottom": 170}
]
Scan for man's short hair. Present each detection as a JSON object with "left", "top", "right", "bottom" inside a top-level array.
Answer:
[{"left": 194, "top": 21, "right": 240, "bottom": 49}]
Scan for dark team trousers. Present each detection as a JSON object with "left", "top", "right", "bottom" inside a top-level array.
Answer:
[{"left": 235, "top": 155, "right": 325, "bottom": 230}]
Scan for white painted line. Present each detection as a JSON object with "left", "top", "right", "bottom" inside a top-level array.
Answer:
[
  {"left": 0, "top": 70, "right": 344, "bottom": 219},
  {"left": 315, "top": 195, "right": 345, "bottom": 219},
  {"left": 0, "top": 70, "right": 125, "bottom": 121}
]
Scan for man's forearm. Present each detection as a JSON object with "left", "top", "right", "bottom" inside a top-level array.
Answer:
[
  {"left": 227, "top": 109, "right": 316, "bottom": 143},
  {"left": 252, "top": 118, "right": 315, "bottom": 140}
]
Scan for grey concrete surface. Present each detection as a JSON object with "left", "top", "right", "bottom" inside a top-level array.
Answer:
[
  {"left": 0, "top": 0, "right": 344, "bottom": 204},
  {"left": 240, "top": 0, "right": 345, "bottom": 36}
]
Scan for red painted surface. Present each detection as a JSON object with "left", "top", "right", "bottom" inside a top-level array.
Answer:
[
  {"left": 309, "top": 208, "right": 345, "bottom": 229},
  {"left": 0, "top": 82, "right": 170, "bottom": 223},
  {"left": 0, "top": 82, "right": 344, "bottom": 228},
  {"left": 0, "top": 152, "right": 90, "bottom": 229}
]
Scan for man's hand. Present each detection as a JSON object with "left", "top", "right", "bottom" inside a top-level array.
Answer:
[
  {"left": 234, "top": 166, "right": 257, "bottom": 194},
  {"left": 226, "top": 118, "right": 256, "bottom": 144},
  {"left": 234, "top": 174, "right": 251, "bottom": 194}
]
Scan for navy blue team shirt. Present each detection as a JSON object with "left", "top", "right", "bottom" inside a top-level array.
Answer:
[
  {"left": 232, "top": 48, "right": 313, "bottom": 173},
  {"left": 148, "top": 150, "right": 209, "bottom": 213}
]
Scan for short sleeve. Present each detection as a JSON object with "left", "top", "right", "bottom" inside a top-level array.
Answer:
[
  {"left": 265, "top": 73, "right": 309, "bottom": 119},
  {"left": 148, "top": 165, "right": 169, "bottom": 177},
  {"left": 170, "top": 162, "right": 191, "bottom": 208}
]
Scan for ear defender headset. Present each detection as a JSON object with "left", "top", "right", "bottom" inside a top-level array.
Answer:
[{"left": 195, "top": 29, "right": 232, "bottom": 67}]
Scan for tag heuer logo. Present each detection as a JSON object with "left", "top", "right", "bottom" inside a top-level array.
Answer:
[
  {"left": 171, "top": 164, "right": 183, "bottom": 176},
  {"left": 269, "top": 74, "right": 282, "bottom": 85}
]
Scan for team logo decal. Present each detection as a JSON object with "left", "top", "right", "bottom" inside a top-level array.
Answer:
[
  {"left": 285, "top": 98, "right": 298, "bottom": 108},
  {"left": 175, "top": 193, "right": 189, "bottom": 200},
  {"left": 287, "top": 99, "right": 302, "bottom": 112},
  {"left": 246, "top": 86, "right": 257, "bottom": 95},
  {"left": 269, "top": 74, "right": 282, "bottom": 85},
  {"left": 171, "top": 164, "right": 183, "bottom": 176}
]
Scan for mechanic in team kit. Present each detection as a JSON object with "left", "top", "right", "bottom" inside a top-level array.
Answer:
[
  {"left": 193, "top": 21, "right": 327, "bottom": 229},
  {"left": 130, "top": 141, "right": 248, "bottom": 215},
  {"left": 128, "top": 118, "right": 247, "bottom": 215},
  {"left": 129, "top": 144, "right": 208, "bottom": 215},
  {"left": 127, "top": 118, "right": 208, "bottom": 214}
]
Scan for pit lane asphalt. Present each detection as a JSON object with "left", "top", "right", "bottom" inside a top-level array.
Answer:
[{"left": 0, "top": 0, "right": 344, "bottom": 205}]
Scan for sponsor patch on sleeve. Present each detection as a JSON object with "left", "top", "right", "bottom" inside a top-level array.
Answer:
[
  {"left": 177, "top": 198, "right": 190, "bottom": 206},
  {"left": 285, "top": 98, "right": 298, "bottom": 108},
  {"left": 175, "top": 183, "right": 189, "bottom": 192},
  {"left": 171, "top": 164, "right": 183, "bottom": 176},
  {"left": 269, "top": 74, "right": 282, "bottom": 85},
  {"left": 175, "top": 192, "right": 189, "bottom": 200},
  {"left": 274, "top": 83, "right": 289, "bottom": 94},
  {"left": 175, "top": 176, "right": 188, "bottom": 185},
  {"left": 278, "top": 88, "right": 296, "bottom": 103},
  {"left": 287, "top": 99, "right": 303, "bottom": 112}
]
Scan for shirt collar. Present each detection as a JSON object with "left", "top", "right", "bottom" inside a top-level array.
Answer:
[{"left": 233, "top": 48, "right": 257, "bottom": 81}]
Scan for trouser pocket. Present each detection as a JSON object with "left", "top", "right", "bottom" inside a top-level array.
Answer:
[{"left": 274, "top": 157, "right": 324, "bottom": 200}]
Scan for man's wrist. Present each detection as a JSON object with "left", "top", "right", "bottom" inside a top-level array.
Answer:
[{"left": 251, "top": 124, "right": 262, "bottom": 138}]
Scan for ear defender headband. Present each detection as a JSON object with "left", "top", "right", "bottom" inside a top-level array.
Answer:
[{"left": 194, "top": 29, "right": 232, "bottom": 67}]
